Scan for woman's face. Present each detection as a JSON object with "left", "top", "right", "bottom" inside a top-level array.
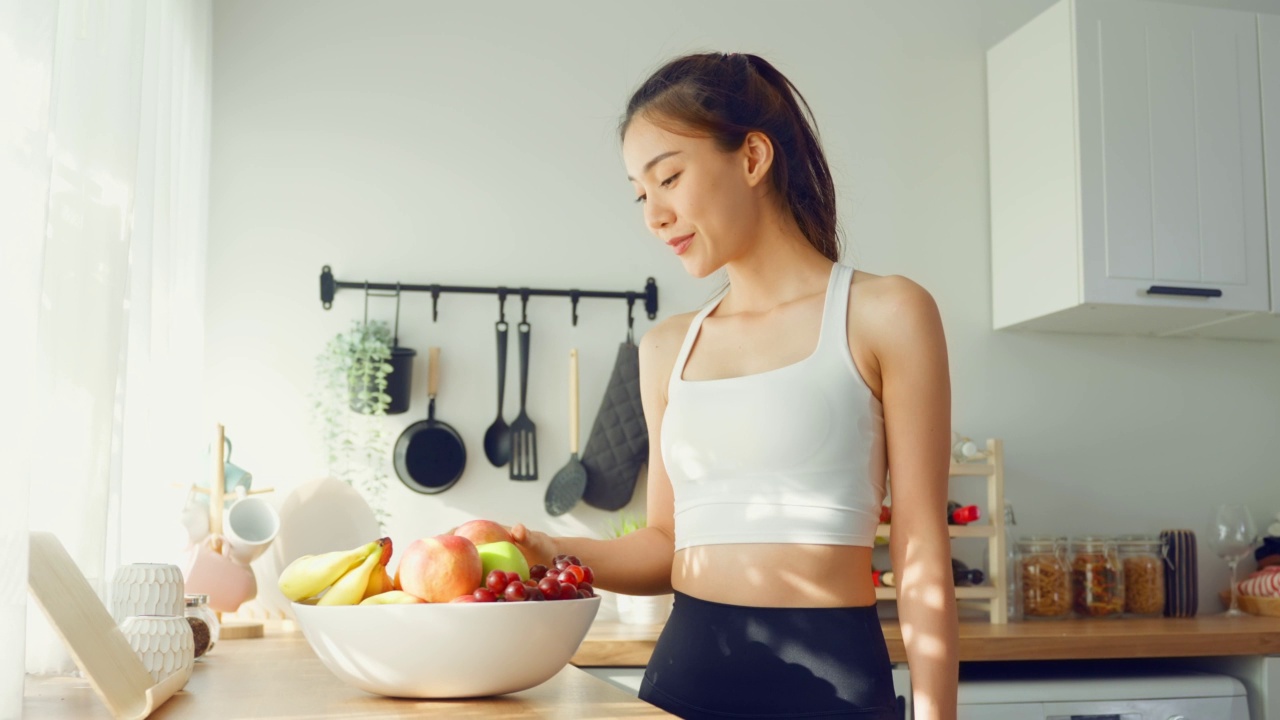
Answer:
[{"left": 622, "top": 114, "right": 769, "bottom": 278}]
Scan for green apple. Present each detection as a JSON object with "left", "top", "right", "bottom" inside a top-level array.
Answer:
[{"left": 476, "top": 541, "right": 530, "bottom": 582}]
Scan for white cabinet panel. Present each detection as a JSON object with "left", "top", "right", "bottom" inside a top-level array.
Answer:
[
  {"left": 1264, "top": 14, "right": 1280, "bottom": 317},
  {"left": 1075, "top": 0, "right": 1268, "bottom": 311}
]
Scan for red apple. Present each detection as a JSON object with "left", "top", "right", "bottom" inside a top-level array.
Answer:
[
  {"left": 451, "top": 519, "right": 513, "bottom": 546},
  {"left": 395, "top": 535, "right": 483, "bottom": 603}
]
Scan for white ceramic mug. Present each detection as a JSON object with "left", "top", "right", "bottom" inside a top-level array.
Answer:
[{"left": 222, "top": 495, "right": 280, "bottom": 566}]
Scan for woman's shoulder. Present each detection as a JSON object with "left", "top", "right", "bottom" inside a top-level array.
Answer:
[
  {"left": 850, "top": 270, "right": 938, "bottom": 317},
  {"left": 848, "top": 270, "right": 944, "bottom": 359},
  {"left": 638, "top": 310, "right": 699, "bottom": 362}
]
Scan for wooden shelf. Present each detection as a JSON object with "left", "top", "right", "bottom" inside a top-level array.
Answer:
[
  {"left": 876, "top": 438, "right": 1008, "bottom": 624},
  {"left": 876, "top": 586, "right": 999, "bottom": 601}
]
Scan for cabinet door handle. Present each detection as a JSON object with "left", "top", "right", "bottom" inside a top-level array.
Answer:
[{"left": 1145, "top": 285, "right": 1223, "bottom": 298}]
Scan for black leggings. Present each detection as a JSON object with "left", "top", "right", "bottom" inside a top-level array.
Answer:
[{"left": 638, "top": 590, "right": 898, "bottom": 719}]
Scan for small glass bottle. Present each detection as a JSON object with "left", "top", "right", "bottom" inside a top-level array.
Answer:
[
  {"left": 1115, "top": 535, "right": 1165, "bottom": 617},
  {"left": 1016, "top": 535, "right": 1071, "bottom": 620},
  {"left": 184, "top": 593, "right": 220, "bottom": 658},
  {"left": 1069, "top": 536, "right": 1125, "bottom": 618}
]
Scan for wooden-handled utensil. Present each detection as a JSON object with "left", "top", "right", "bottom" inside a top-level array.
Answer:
[{"left": 545, "top": 349, "right": 587, "bottom": 514}]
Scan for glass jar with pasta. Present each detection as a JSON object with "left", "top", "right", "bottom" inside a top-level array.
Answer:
[
  {"left": 1115, "top": 535, "right": 1165, "bottom": 617},
  {"left": 1069, "top": 536, "right": 1125, "bottom": 618},
  {"left": 1016, "top": 536, "right": 1071, "bottom": 620}
]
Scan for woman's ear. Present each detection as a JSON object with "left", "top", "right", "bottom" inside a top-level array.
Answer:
[{"left": 741, "top": 130, "right": 774, "bottom": 187}]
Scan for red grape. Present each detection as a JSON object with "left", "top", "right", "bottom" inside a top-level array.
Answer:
[
  {"left": 529, "top": 564, "right": 548, "bottom": 581},
  {"left": 527, "top": 587, "right": 546, "bottom": 601},
  {"left": 486, "top": 570, "right": 508, "bottom": 594},
  {"left": 538, "top": 577, "right": 561, "bottom": 597},
  {"left": 566, "top": 555, "right": 581, "bottom": 567},
  {"left": 581, "top": 566, "right": 595, "bottom": 584},
  {"left": 558, "top": 583, "right": 579, "bottom": 600},
  {"left": 578, "top": 581, "right": 594, "bottom": 598},
  {"left": 504, "top": 581, "right": 528, "bottom": 602},
  {"left": 505, "top": 571, "right": 523, "bottom": 586},
  {"left": 560, "top": 565, "right": 586, "bottom": 585},
  {"left": 473, "top": 587, "right": 498, "bottom": 602}
]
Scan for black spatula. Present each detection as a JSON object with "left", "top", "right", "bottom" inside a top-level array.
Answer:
[{"left": 509, "top": 320, "right": 538, "bottom": 480}]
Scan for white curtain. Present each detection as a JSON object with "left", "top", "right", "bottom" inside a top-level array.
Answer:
[{"left": 0, "top": 0, "right": 211, "bottom": 707}]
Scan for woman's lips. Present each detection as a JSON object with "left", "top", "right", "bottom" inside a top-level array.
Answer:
[{"left": 669, "top": 233, "right": 694, "bottom": 255}]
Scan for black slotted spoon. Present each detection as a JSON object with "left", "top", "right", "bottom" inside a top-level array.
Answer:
[{"left": 509, "top": 319, "right": 538, "bottom": 480}]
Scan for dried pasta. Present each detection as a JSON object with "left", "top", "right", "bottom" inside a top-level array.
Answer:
[
  {"left": 1020, "top": 553, "right": 1070, "bottom": 618},
  {"left": 1122, "top": 555, "right": 1164, "bottom": 615}
]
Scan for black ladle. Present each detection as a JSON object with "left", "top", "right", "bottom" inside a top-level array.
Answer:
[{"left": 483, "top": 319, "right": 512, "bottom": 466}]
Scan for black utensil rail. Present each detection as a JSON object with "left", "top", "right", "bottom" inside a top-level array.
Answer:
[{"left": 319, "top": 266, "right": 659, "bottom": 326}]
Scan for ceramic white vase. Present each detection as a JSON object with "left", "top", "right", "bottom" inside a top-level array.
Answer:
[
  {"left": 110, "top": 563, "right": 185, "bottom": 624},
  {"left": 118, "top": 615, "right": 195, "bottom": 686},
  {"left": 616, "top": 593, "right": 673, "bottom": 625}
]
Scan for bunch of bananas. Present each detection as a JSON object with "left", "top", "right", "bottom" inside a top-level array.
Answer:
[{"left": 278, "top": 537, "right": 396, "bottom": 605}]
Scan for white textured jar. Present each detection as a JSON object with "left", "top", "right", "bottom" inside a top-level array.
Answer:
[
  {"left": 110, "top": 563, "right": 185, "bottom": 623},
  {"left": 118, "top": 615, "right": 195, "bottom": 686}
]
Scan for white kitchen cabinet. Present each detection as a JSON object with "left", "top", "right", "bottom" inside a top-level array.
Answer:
[{"left": 988, "top": 0, "right": 1272, "bottom": 337}]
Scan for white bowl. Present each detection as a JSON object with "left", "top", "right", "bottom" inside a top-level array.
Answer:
[{"left": 292, "top": 596, "right": 601, "bottom": 698}]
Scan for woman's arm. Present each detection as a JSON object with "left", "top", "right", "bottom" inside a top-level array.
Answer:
[
  {"left": 873, "top": 276, "right": 958, "bottom": 720},
  {"left": 511, "top": 316, "right": 685, "bottom": 596}
]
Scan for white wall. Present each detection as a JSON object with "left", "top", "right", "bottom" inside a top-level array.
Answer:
[{"left": 207, "top": 0, "right": 1280, "bottom": 613}]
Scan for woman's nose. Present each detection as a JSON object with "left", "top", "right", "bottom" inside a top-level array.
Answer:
[{"left": 644, "top": 197, "right": 674, "bottom": 232}]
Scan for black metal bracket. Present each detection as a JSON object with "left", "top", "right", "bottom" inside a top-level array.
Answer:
[{"left": 320, "top": 265, "right": 660, "bottom": 324}]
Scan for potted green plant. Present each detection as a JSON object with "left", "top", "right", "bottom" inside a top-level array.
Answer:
[
  {"left": 602, "top": 513, "right": 672, "bottom": 625},
  {"left": 312, "top": 319, "right": 402, "bottom": 526}
]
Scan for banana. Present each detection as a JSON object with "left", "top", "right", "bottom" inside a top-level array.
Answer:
[
  {"left": 278, "top": 538, "right": 384, "bottom": 602},
  {"left": 363, "top": 566, "right": 395, "bottom": 600},
  {"left": 317, "top": 543, "right": 385, "bottom": 606}
]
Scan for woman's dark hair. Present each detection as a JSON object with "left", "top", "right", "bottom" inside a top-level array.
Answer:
[{"left": 619, "top": 52, "right": 840, "bottom": 262}]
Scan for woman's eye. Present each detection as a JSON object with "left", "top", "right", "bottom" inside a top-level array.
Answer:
[{"left": 633, "top": 173, "right": 681, "bottom": 204}]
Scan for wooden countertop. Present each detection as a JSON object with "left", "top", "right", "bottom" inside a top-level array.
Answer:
[
  {"left": 25, "top": 629, "right": 673, "bottom": 719},
  {"left": 571, "top": 615, "right": 1280, "bottom": 667}
]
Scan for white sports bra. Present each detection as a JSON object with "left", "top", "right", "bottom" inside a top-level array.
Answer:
[{"left": 660, "top": 263, "right": 887, "bottom": 551}]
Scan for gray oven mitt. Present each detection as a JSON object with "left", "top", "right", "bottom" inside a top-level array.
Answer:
[{"left": 581, "top": 341, "right": 648, "bottom": 511}]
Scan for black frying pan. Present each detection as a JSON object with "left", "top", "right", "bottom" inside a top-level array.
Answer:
[{"left": 394, "top": 347, "right": 466, "bottom": 493}]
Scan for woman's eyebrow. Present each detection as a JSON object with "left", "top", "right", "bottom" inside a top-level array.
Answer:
[{"left": 626, "top": 150, "right": 682, "bottom": 181}]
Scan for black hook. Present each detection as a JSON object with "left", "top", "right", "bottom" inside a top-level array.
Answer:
[
  {"left": 363, "top": 281, "right": 371, "bottom": 325},
  {"left": 520, "top": 290, "right": 530, "bottom": 325},
  {"left": 570, "top": 290, "right": 580, "bottom": 327},
  {"left": 393, "top": 283, "right": 402, "bottom": 344},
  {"left": 626, "top": 295, "right": 636, "bottom": 344},
  {"left": 497, "top": 288, "right": 508, "bottom": 326},
  {"left": 430, "top": 284, "right": 440, "bottom": 322}
]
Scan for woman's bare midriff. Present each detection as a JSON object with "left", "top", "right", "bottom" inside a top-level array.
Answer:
[{"left": 672, "top": 543, "right": 877, "bottom": 608}]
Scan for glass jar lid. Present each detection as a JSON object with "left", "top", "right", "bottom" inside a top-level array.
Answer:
[
  {"left": 185, "top": 593, "right": 210, "bottom": 607},
  {"left": 1069, "top": 535, "right": 1115, "bottom": 549},
  {"left": 1017, "top": 535, "right": 1061, "bottom": 551}
]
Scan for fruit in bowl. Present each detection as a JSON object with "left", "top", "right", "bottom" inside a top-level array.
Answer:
[{"left": 277, "top": 522, "right": 603, "bottom": 698}]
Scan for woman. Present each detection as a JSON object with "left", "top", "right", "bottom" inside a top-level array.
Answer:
[{"left": 512, "top": 51, "right": 958, "bottom": 719}]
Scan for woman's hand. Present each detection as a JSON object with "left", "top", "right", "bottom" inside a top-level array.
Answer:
[{"left": 508, "top": 523, "right": 558, "bottom": 568}]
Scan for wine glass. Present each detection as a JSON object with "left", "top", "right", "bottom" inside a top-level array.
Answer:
[{"left": 1208, "top": 504, "right": 1258, "bottom": 617}]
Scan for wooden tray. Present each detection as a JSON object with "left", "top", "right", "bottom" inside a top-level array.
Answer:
[{"left": 1219, "top": 590, "right": 1280, "bottom": 617}]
